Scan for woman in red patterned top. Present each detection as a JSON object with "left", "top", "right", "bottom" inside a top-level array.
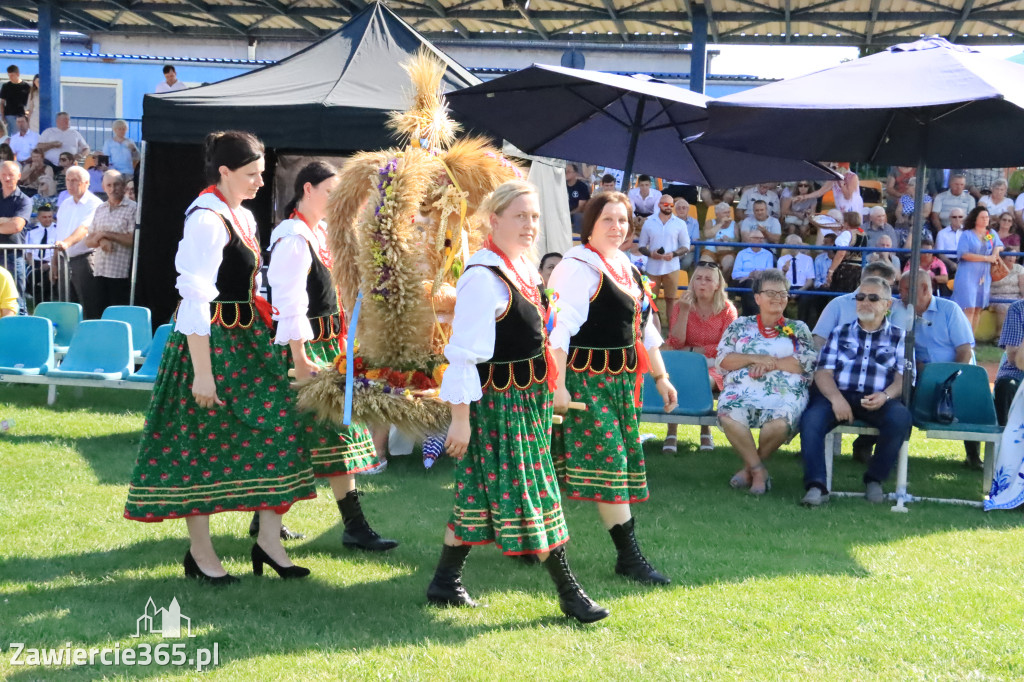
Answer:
[{"left": 663, "top": 259, "right": 737, "bottom": 452}]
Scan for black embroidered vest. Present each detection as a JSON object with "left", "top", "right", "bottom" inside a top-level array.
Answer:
[
  {"left": 567, "top": 261, "right": 649, "bottom": 374},
  {"left": 303, "top": 241, "right": 344, "bottom": 343},
  {"left": 472, "top": 265, "right": 550, "bottom": 392}
]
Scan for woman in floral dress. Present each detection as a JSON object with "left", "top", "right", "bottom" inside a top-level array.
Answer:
[
  {"left": 549, "top": 191, "right": 679, "bottom": 586},
  {"left": 426, "top": 180, "right": 609, "bottom": 624},
  {"left": 716, "top": 268, "right": 816, "bottom": 495},
  {"left": 263, "top": 160, "right": 396, "bottom": 552},
  {"left": 125, "top": 131, "right": 315, "bottom": 583}
]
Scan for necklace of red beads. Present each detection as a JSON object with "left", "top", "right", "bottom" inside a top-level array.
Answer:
[
  {"left": 484, "top": 237, "right": 542, "bottom": 307},
  {"left": 291, "top": 209, "right": 333, "bottom": 269}
]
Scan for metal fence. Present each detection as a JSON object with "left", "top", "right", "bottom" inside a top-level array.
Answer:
[
  {"left": 0, "top": 244, "right": 72, "bottom": 313},
  {"left": 69, "top": 117, "right": 143, "bottom": 157}
]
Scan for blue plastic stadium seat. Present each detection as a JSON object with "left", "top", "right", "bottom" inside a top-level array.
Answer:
[
  {"left": 47, "top": 320, "right": 134, "bottom": 380},
  {"left": 127, "top": 324, "right": 172, "bottom": 383},
  {"left": 0, "top": 316, "right": 55, "bottom": 375},
  {"left": 33, "top": 301, "right": 83, "bottom": 354},
  {"left": 642, "top": 350, "right": 716, "bottom": 417},
  {"left": 911, "top": 362, "right": 1001, "bottom": 434},
  {"left": 101, "top": 305, "right": 153, "bottom": 358}
]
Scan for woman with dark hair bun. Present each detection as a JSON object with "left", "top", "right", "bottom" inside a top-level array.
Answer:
[
  {"left": 125, "top": 131, "right": 317, "bottom": 584},
  {"left": 260, "top": 160, "right": 397, "bottom": 552}
]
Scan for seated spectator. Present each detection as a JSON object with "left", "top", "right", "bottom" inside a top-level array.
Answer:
[
  {"left": 735, "top": 182, "right": 780, "bottom": 222},
  {"left": 732, "top": 231, "right": 775, "bottom": 315},
  {"left": 995, "top": 299, "right": 1023, "bottom": 425},
  {"left": 966, "top": 167, "right": 1006, "bottom": 200},
  {"left": 595, "top": 173, "right": 617, "bottom": 194},
  {"left": 813, "top": 260, "right": 899, "bottom": 349},
  {"left": 702, "top": 202, "right": 739, "bottom": 279},
  {"left": 930, "top": 173, "right": 976, "bottom": 234},
  {"left": 8, "top": 115, "right": 36, "bottom": 163},
  {"left": 0, "top": 143, "right": 13, "bottom": 162},
  {"left": 990, "top": 252, "right": 1024, "bottom": 339},
  {"left": 125, "top": 178, "right": 136, "bottom": 202},
  {"left": 0, "top": 264, "right": 17, "bottom": 317},
  {"left": 54, "top": 151, "right": 74, "bottom": 194},
  {"left": 740, "top": 199, "right": 783, "bottom": 243},
  {"left": 715, "top": 269, "right": 816, "bottom": 496},
  {"left": 564, "top": 162, "right": 590, "bottom": 231},
  {"left": 980, "top": 178, "right": 1015, "bottom": 218},
  {"left": 777, "top": 234, "right": 816, "bottom": 323},
  {"left": 864, "top": 206, "right": 897, "bottom": 248},
  {"left": 893, "top": 270, "right": 979, "bottom": 468},
  {"left": 902, "top": 237, "right": 948, "bottom": 296},
  {"left": 826, "top": 211, "right": 868, "bottom": 293},
  {"left": 673, "top": 197, "right": 701, "bottom": 271},
  {"left": 36, "top": 112, "right": 89, "bottom": 167},
  {"left": 84, "top": 170, "right": 136, "bottom": 310},
  {"left": 894, "top": 176, "right": 932, "bottom": 234},
  {"left": 24, "top": 203, "right": 55, "bottom": 302},
  {"left": 663, "top": 260, "right": 738, "bottom": 452},
  {"left": 539, "top": 252, "right": 561, "bottom": 287},
  {"left": 995, "top": 211, "right": 1020, "bottom": 251},
  {"left": 885, "top": 166, "right": 917, "bottom": 217},
  {"left": 781, "top": 180, "right": 829, "bottom": 232},
  {"left": 102, "top": 119, "right": 139, "bottom": 175},
  {"left": 627, "top": 174, "right": 661, "bottom": 219},
  {"left": 832, "top": 172, "right": 864, "bottom": 218},
  {"left": 19, "top": 149, "right": 54, "bottom": 194},
  {"left": 31, "top": 176, "right": 57, "bottom": 215},
  {"left": 639, "top": 194, "right": 689, "bottom": 320},
  {"left": 86, "top": 154, "right": 107, "bottom": 196},
  {"left": 798, "top": 276, "right": 912, "bottom": 506},
  {"left": 864, "top": 234, "right": 900, "bottom": 272}
]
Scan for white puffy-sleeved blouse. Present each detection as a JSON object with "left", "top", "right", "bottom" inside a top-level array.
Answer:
[
  {"left": 438, "top": 248, "right": 543, "bottom": 405},
  {"left": 547, "top": 244, "right": 662, "bottom": 354},
  {"left": 173, "top": 193, "right": 261, "bottom": 337},
  {"left": 267, "top": 218, "right": 322, "bottom": 345}
]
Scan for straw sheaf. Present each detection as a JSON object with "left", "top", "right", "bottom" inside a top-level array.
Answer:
[
  {"left": 386, "top": 50, "right": 460, "bottom": 151},
  {"left": 355, "top": 147, "right": 437, "bottom": 367},
  {"left": 297, "top": 368, "right": 451, "bottom": 437},
  {"left": 442, "top": 137, "right": 524, "bottom": 253},
  {"left": 326, "top": 151, "right": 391, "bottom": 312}
]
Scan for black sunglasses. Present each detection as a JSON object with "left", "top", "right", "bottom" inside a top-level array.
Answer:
[
  {"left": 695, "top": 260, "right": 720, "bottom": 269},
  {"left": 855, "top": 293, "right": 889, "bottom": 302}
]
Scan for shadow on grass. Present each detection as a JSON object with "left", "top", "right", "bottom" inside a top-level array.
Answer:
[
  {"left": 4, "top": 431, "right": 141, "bottom": 486},
  {"left": 0, "top": 383, "right": 151, "bottom": 415}
]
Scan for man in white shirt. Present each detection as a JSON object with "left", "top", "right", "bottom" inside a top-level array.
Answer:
[
  {"left": 736, "top": 183, "right": 781, "bottom": 221},
  {"left": 929, "top": 173, "right": 976, "bottom": 233},
  {"left": 777, "top": 234, "right": 816, "bottom": 322},
  {"left": 627, "top": 175, "right": 661, "bottom": 219},
  {"left": 54, "top": 166, "right": 103, "bottom": 318},
  {"left": 155, "top": 64, "right": 188, "bottom": 94},
  {"left": 673, "top": 197, "right": 701, "bottom": 271},
  {"left": 639, "top": 194, "right": 689, "bottom": 318},
  {"left": 25, "top": 203, "right": 55, "bottom": 301},
  {"left": 731, "top": 231, "right": 775, "bottom": 314},
  {"left": 35, "top": 112, "right": 90, "bottom": 167},
  {"left": 8, "top": 115, "right": 38, "bottom": 163},
  {"left": 739, "top": 200, "right": 783, "bottom": 243},
  {"left": 934, "top": 208, "right": 966, "bottom": 292}
]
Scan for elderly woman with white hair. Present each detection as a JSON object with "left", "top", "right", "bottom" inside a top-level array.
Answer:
[
  {"left": 102, "top": 119, "right": 140, "bottom": 176},
  {"left": 702, "top": 201, "right": 740, "bottom": 278},
  {"left": 980, "top": 178, "right": 1015, "bottom": 218},
  {"left": 53, "top": 164, "right": 103, "bottom": 318}
]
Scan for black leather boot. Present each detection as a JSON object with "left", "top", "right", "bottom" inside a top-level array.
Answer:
[
  {"left": 426, "top": 544, "right": 477, "bottom": 607},
  {"left": 608, "top": 518, "right": 671, "bottom": 585},
  {"left": 337, "top": 490, "right": 399, "bottom": 551},
  {"left": 543, "top": 545, "right": 610, "bottom": 623},
  {"left": 249, "top": 511, "right": 305, "bottom": 541}
]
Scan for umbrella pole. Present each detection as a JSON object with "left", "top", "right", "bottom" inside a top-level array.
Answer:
[
  {"left": 893, "top": 158, "right": 928, "bottom": 513},
  {"left": 619, "top": 97, "right": 646, "bottom": 193}
]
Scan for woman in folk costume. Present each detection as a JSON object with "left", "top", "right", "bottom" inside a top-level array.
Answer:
[
  {"left": 125, "top": 131, "right": 314, "bottom": 583},
  {"left": 260, "top": 161, "right": 397, "bottom": 552},
  {"left": 426, "top": 180, "right": 609, "bottom": 624},
  {"left": 548, "top": 191, "right": 679, "bottom": 586}
]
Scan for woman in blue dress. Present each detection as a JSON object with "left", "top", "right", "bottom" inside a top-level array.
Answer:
[{"left": 952, "top": 206, "right": 1003, "bottom": 332}]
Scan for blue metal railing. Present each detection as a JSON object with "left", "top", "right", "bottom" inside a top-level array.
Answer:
[{"left": 69, "top": 117, "right": 142, "bottom": 156}]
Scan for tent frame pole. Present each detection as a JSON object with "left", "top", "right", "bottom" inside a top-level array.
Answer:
[{"left": 620, "top": 97, "right": 646, "bottom": 193}]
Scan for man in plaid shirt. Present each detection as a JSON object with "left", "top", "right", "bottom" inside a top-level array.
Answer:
[
  {"left": 799, "top": 276, "right": 913, "bottom": 507},
  {"left": 85, "top": 170, "right": 136, "bottom": 311}
]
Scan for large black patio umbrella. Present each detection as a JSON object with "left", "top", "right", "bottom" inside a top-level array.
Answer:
[
  {"left": 447, "top": 63, "right": 837, "bottom": 190},
  {"left": 704, "top": 36, "right": 1024, "bottom": 509}
]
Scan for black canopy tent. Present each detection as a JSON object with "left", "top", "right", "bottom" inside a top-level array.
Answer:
[{"left": 136, "top": 2, "right": 479, "bottom": 327}]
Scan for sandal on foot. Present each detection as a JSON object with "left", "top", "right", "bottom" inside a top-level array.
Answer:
[
  {"left": 662, "top": 436, "right": 678, "bottom": 453},
  {"left": 749, "top": 464, "right": 772, "bottom": 496},
  {"left": 699, "top": 433, "right": 714, "bottom": 451},
  {"left": 729, "top": 468, "right": 752, "bottom": 489}
]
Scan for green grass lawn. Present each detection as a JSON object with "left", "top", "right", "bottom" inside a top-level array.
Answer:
[{"left": 1, "top": 384, "right": 1022, "bottom": 681}]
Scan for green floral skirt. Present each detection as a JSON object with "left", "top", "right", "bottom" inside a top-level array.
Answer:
[
  {"left": 448, "top": 383, "right": 569, "bottom": 556},
  {"left": 551, "top": 368, "right": 648, "bottom": 504},
  {"left": 125, "top": 326, "right": 316, "bottom": 522},
  {"left": 302, "top": 336, "right": 380, "bottom": 477}
]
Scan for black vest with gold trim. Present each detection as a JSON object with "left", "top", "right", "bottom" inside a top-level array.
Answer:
[
  {"left": 567, "top": 263, "right": 649, "bottom": 374},
  {"left": 303, "top": 241, "right": 344, "bottom": 343}
]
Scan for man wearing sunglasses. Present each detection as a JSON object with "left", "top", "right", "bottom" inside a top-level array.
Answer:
[{"left": 799, "top": 277, "right": 913, "bottom": 506}]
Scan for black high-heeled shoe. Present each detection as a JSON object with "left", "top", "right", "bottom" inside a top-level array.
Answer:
[
  {"left": 183, "top": 551, "right": 240, "bottom": 586},
  {"left": 251, "top": 543, "right": 310, "bottom": 579}
]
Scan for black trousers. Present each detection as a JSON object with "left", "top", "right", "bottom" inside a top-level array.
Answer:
[
  {"left": 69, "top": 253, "right": 101, "bottom": 320},
  {"left": 994, "top": 377, "right": 1021, "bottom": 427},
  {"left": 95, "top": 276, "right": 131, "bottom": 313}
]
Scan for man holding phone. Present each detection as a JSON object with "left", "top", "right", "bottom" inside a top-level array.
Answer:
[{"left": 638, "top": 194, "right": 689, "bottom": 322}]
